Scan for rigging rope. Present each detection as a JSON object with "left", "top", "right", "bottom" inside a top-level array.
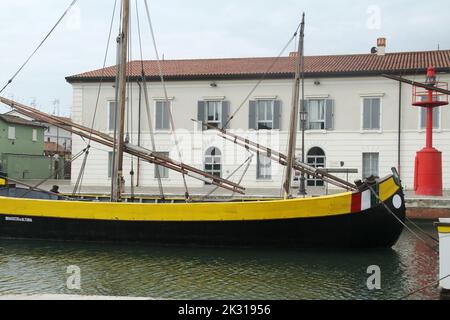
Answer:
[
  {"left": 6, "top": 176, "right": 73, "bottom": 201},
  {"left": 88, "top": 0, "right": 118, "bottom": 143},
  {"left": 399, "top": 274, "right": 450, "bottom": 300},
  {"left": 0, "top": 0, "right": 79, "bottom": 95},
  {"left": 366, "top": 184, "right": 438, "bottom": 252},
  {"left": 136, "top": 0, "right": 165, "bottom": 199},
  {"left": 127, "top": 4, "right": 135, "bottom": 199},
  {"left": 143, "top": 0, "right": 190, "bottom": 201},
  {"left": 224, "top": 20, "right": 303, "bottom": 128},
  {"left": 201, "top": 154, "right": 254, "bottom": 200},
  {"left": 366, "top": 183, "right": 446, "bottom": 301},
  {"left": 231, "top": 153, "right": 254, "bottom": 198},
  {"left": 17, "top": 146, "right": 88, "bottom": 199},
  {"left": 74, "top": 0, "right": 118, "bottom": 194},
  {"left": 403, "top": 214, "right": 439, "bottom": 243},
  {"left": 72, "top": 147, "right": 90, "bottom": 195}
]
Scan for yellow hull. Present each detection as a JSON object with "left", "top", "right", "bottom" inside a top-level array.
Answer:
[
  {"left": 0, "top": 177, "right": 399, "bottom": 222},
  {"left": 0, "top": 175, "right": 405, "bottom": 247}
]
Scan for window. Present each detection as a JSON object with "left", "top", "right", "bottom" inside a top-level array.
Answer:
[
  {"left": 307, "top": 100, "right": 326, "bottom": 130},
  {"left": 249, "top": 100, "right": 280, "bottom": 130},
  {"left": 108, "top": 101, "right": 117, "bottom": 131},
  {"left": 32, "top": 129, "right": 37, "bottom": 142},
  {"left": 256, "top": 100, "right": 274, "bottom": 130},
  {"left": 362, "top": 153, "right": 379, "bottom": 179},
  {"left": 8, "top": 126, "right": 15, "bottom": 140},
  {"left": 257, "top": 153, "right": 272, "bottom": 180},
  {"left": 362, "top": 98, "right": 381, "bottom": 130},
  {"left": 307, "top": 147, "right": 326, "bottom": 187},
  {"left": 420, "top": 107, "right": 440, "bottom": 130},
  {"left": 198, "top": 100, "right": 229, "bottom": 130},
  {"left": 155, "top": 101, "right": 170, "bottom": 131},
  {"left": 206, "top": 101, "right": 222, "bottom": 129},
  {"left": 204, "top": 147, "right": 221, "bottom": 183},
  {"left": 108, "top": 152, "right": 114, "bottom": 178},
  {"left": 154, "top": 152, "right": 169, "bottom": 179}
]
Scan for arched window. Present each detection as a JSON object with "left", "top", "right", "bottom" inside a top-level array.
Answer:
[
  {"left": 204, "top": 147, "right": 222, "bottom": 183},
  {"left": 307, "top": 147, "right": 326, "bottom": 187}
]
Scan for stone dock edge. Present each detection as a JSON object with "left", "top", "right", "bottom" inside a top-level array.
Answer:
[{"left": 406, "top": 198, "right": 450, "bottom": 220}]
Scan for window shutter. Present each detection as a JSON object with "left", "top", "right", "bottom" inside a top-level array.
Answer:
[
  {"left": 197, "top": 101, "right": 206, "bottom": 130},
  {"left": 300, "top": 100, "right": 307, "bottom": 130},
  {"left": 8, "top": 127, "right": 15, "bottom": 140},
  {"left": 155, "top": 102, "right": 163, "bottom": 130},
  {"left": 221, "top": 101, "right": 230, "bottom": 129},
  {"left": 273, "top": 100, "right": 281, "bottom": 130},
  {"left": 164, "top": 102, "right": 171, "bottom": 130},
  {"left": 371, "top": 98, "right": 381, "bottom": 130},
  {"left": 325, "top": 99, "right": 334, "bottom": 130},
  {"left": 109, "top": 102, "right": 116, "bottom": 131},
  {"left": 249, "top": 101, "right": 257, "bottom": 130}
]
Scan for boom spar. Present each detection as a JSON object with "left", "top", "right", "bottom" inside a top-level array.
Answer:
[
  {"left": 192, "top": 120, "right": 358, "bottom": 191},
  {"left": 0, "top": 97, "right": 246, "bottom": 194}
]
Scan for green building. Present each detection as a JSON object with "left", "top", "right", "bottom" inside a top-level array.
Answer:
[{"left": 0, "top": 114, "right": 54, "bottom": 180}]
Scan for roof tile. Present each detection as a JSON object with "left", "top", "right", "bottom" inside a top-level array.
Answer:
[
  {"left": 0, "top": 114, "right": 47, "bottom": 128},
  {"left": 66, "top": 50, "right": 450, "bottom": 82}
]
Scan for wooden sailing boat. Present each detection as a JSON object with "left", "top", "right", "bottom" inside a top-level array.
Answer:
[{"left": 0, "top": 2, "right": 405, "bottom": 248}]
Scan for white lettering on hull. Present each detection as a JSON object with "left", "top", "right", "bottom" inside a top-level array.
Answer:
[{"left": 5, "top": 216, "right": 33, "bottom": 223}]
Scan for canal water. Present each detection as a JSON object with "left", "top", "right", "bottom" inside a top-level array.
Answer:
[{"left": 0, "top": 222, "right": 439, "bottom": 300}]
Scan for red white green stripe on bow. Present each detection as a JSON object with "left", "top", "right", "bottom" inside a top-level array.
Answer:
[{"left": 351, "top": 185, "right": 379, "bottom": 213}]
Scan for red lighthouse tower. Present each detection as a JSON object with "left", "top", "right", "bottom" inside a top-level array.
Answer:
[{"left": 412, "top": 66, "right": 448, "bottom": 196}]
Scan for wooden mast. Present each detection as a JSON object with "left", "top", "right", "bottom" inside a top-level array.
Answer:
[
  {"left": 112, "top": 0, "right": 130, "bottom": 202},
  {"left": 283, "top": 13, "right": 305, "bottom": 199}
]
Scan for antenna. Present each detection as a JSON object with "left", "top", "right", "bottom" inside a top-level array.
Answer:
[
  {"left": 53, "top": 99, "right": 60, "bottom": 116},
  {"left": 30, "top": 97, "right": 37, "bottom": 108}
]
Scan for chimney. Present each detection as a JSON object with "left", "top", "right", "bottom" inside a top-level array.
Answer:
[{"left": 377, "top": 37, "right": 386, "bottom": 56}]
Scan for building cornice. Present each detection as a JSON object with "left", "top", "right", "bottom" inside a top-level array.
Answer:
[{"left": 66, "top": 68, "right": 450, "bottom": 84}]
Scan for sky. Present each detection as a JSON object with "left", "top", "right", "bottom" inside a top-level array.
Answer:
[{"left": 0, "top": 0, "right": 449, "bottom": 116}]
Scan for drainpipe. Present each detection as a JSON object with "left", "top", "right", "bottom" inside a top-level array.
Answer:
[{"left": 398, "top": 77, "right": 402, "bottom": 177}]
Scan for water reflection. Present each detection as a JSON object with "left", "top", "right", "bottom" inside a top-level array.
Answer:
[{"left": 0, "top": 222, "right": 439, "bottom": 300}]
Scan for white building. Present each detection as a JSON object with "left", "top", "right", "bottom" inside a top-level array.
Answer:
[
  {"left": 43, "top": 119, "right": 72, "bottom": 153},
  {"left": 66, "top": 42, "right": 450, "bottom": 193}
]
